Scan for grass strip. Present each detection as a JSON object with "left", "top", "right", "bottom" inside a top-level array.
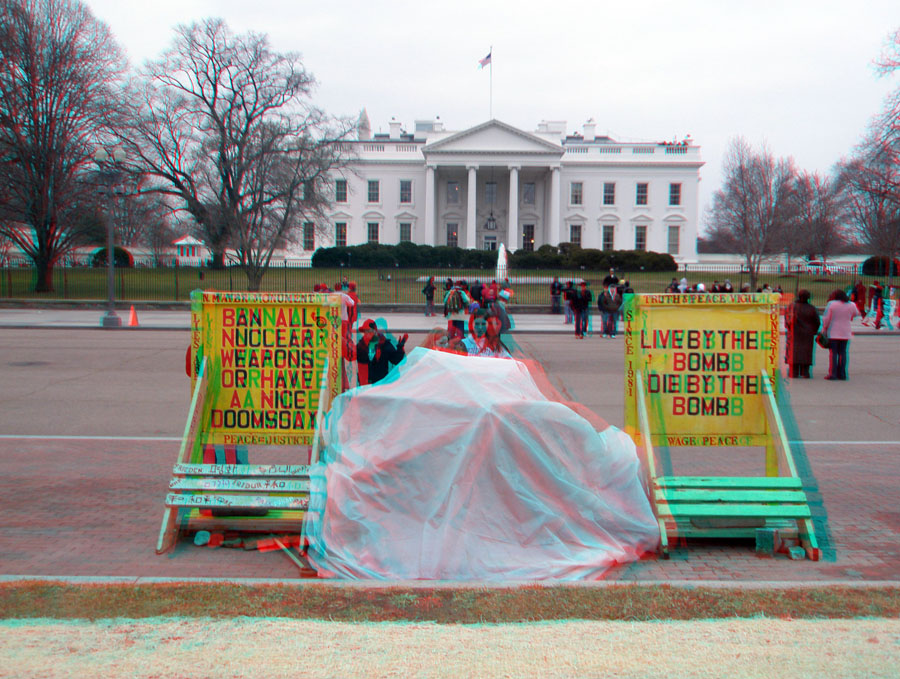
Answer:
[{"left": 2, "top": 582, "right": 898, "bottom": 623}]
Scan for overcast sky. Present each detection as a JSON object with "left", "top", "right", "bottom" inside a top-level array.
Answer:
[{"left": 83, "top": 0, "right": 898, "bottom": 234}]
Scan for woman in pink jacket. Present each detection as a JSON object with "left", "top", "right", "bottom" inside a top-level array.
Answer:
[{"left": 821, "top": 289, "right": 860, "bottom": 380}]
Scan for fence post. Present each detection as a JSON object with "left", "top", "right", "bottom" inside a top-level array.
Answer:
[{"left": 174, "top": 266, "right": 179, "bottom": 301}]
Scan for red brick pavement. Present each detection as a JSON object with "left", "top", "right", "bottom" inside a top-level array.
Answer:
[{"left": 1, "top": 437, "right": 898, "bottom": 583}]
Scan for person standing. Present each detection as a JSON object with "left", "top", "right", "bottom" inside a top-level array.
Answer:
[
  {"left": 602, "top": 268, "right": 619, "bottom": 289},
  {"left": 785, "top": 289, "right": 820, "bottom": 378},
  {"left": 572, "top": 281, "right": 592, "bottom": 339},
  {"left": 563, "top": 281, "right": 575, "bottom": 324},
  {"left": 422, "top": 276, "right": 436, "bottom": 317},
  {"left": 821, "top": 289, "right": 860, "bottom": 381},
  {"left": 356, "top": 319, "right": 407, "bottom": 386},
  {"left": 550, "top": 276, "right": 562, "bottom": 314},
  {"left": 598, "top": 284, "right": 622, "bottom": 338}
]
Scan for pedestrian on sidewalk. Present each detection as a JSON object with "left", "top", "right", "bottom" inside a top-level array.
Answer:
[
  {"left": 572, "top": 281, "right": 592, "bottom": 339},
  {"left": 422, "top": 276, "right": 436, "bottom": 317},
  {"left": 563, "top": 281, "right": 575, "bottom": 324},
  {"left": 550, "top": 276, "right": 562, "bottom": 314},
  {"left": 598, "top": 284, "right": 622, "bottom": 338},
  {"left": 785, "top": 289, "right": 820, "bottom": 378},
  {"left": 821, "top": 289, "right": 860, "bottom": 381}
]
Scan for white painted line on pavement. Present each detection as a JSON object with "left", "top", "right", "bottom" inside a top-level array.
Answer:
[
  {"left": 0, "top": 435, "right": 181, "bottom": 441},
  {"left": 790, "top": 440, "right": 900, "bottom": 445}
]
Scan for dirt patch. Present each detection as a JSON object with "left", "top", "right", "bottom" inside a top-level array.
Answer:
[{"left": 2, "top": 618, "right": 898, "bottom": 678}]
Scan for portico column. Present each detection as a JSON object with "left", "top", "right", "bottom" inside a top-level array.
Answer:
[
  {"left": 507, "top": 165, "right": 519, "bottom": 252},
  {"left": 549, "top": 166, "right": 560, "bottom": 245},
  {"left": 424, "top": 164, "right": 436, "bottom": 246},
  {"left": 466, "top": 165, "right": 478, "bottom": 249}
]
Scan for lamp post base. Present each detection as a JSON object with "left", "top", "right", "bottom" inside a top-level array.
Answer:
[{"left": 101, "top": 310, "right": 122, "bottom": 328}]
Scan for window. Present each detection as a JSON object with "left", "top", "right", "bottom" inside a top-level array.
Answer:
[
  {"left": 447, "top": 181, "right": 460, "bottom": 204},
  {"left": 636, "top": 183, "right": 648, "bottom": 206},
  {"left": 399, "top": 222, "right": 411, "bottom": 242},
  {"left": 569, "top": 224, "right": 582, "bottom": 246},
  {"left": 400, "top": 179, "right": 412, "bottom": 204},
  {"left": 522, "top": 182, "right": 535, "bottom": 205},
  {"left": 483, "top": 235, "right": 497, "bottom": 251},
  {"left": 635, "top": 225, "right": 647, "bottom": 251},
  {"left": 367, "top": 222, "right": 379, "bottom": 244},
  {"left": 446, "top": 222, "right": 458, "bottom": 247},
  {"left": 570, "top": 182, "right": 583, "bottom": 205},
  {"left": 486, "top": 182, "right": 497, "bottom": 204},
  {"left": 335, "top": 179, "right": 347, "bottom": 203},
  {"left": 667, "top": 225, "right": 680, "bottom": 254},
  {"left": 335, "top": 222, "right": 347, "bottom": 247},
  {"left": 303, "top": 222, "right": 315, "bottom": 251},
  {"left": 602, "top": 224, "right": 615, "bottom": 251},
  {"left": 603, "top": 182, "right": 615, "bottom": 206},
  {"left": 669, "top": 183, "right": 681, "bottom": 206},
  {"left": 367, "top": 180, "right": 380, "bottom": 203},
  {"left": 522, "top": 224, "right": 535, "bottom": 252}
]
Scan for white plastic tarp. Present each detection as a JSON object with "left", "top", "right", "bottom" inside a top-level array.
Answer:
[{"left": 304, "top": 347, "right": 659, "bottom": 580}]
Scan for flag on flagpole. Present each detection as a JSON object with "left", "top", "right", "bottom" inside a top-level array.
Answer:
[{"left": 478, "top": 51, "right": 492, "bottom": 69}]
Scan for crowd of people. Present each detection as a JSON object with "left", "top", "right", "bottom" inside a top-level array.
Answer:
[{"left": 316, "top": 271, "right": 893, "bottom": 390}]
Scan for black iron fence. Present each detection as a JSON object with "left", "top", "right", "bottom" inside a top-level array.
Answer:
[{"left": 0, "top": 263, "right": 891, "bottom": 308}]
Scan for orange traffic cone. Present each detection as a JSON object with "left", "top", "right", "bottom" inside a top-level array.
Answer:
[{"left": 128, "top": 305, "right": 139, "bottom": 327}]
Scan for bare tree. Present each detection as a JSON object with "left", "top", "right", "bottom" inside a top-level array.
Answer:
[
  {"left": 126, "top": 18, "right": 351, "bottom": 288},
  {"left": 705, "top": 137, "right": 798, "bottom": 288},
  {"left": 0, "top": 0, "right": 125, "bottom": 291},
  {"left": 791, "top": 171, "right": 847, "bottom": 265},
  {"left": 839, "top": 138, "right": 900, "bottom": 277}
]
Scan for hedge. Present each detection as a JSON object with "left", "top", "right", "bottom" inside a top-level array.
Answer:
[{"left": 312, "top": 243, "right": 677, "bottom": 272}]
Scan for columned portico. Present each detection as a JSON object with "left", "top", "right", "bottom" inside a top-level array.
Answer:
[
  {"left": 549, "top": 166, "right": 560, "bottom": 245},
  {"left": 466, "top": 165, "right": 478, "bottom": 249},
  {"left": 507, "top": 166, "right": 519, "bottom": 252},
  {"left": 424, "top": 165, "right": 436, "bottom": 246}
]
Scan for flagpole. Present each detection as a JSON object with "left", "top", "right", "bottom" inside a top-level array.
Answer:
[{"left": 489, "top": 45, "right": 493, "bottom": 119}]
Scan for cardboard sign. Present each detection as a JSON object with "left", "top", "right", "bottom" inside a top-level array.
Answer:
[
  {"left": 190, "top": 290, "right": 341, "bottom": 446},
  {"left": 624, "top": 293, "right": 780, "bottom": 446}
]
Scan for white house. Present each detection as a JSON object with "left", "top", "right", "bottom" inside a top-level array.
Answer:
[{"left": 314, "top": 114, "right": 703, "bottom": 263}]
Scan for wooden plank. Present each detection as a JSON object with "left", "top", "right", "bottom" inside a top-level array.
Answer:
[
  {"left": 310, "top": 356, "right": 330, "bottom": 465},
  {"left": 658, "top": 503, "right": 811, "bottom": 519},
  {"left": 656, "top": 476, "right": 802, "bottom": 489},
  {"left": 156, "top": 356, "right": 209, "bottom": 555},
  {"left": 166, "top": 493, "right": 310, "bottom": 510},
  {"left": 761, "top": 370, "right": 800, "bottom": 478},
  {"left": 173, "top": 463, "right": 311, "bottom": 477},
  {"left": 636, "top": 371, "right": 668, "bottom": 557},
  {"left": 170, "top": 477, "right": 311, "bottom": 492},
  {"left": 655, "top": 489, "right": 808, "bottom": 503}
]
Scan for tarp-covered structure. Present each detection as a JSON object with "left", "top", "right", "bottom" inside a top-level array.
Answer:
[{"left": 304, "top": 347, "right": 659, "bottom": 580}]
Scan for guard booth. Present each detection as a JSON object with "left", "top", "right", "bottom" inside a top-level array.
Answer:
[
  {"left": 156, "top": 290, "right": 342, "bottom": 554},
  {"left": 623, "top": 292, "right": 820, "bottom": 560}
]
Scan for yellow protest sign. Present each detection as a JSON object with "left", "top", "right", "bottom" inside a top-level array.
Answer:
[
  {"left": 624, "top": 293, "right": 780, "bottom": 446},
  {"left": 190, "top": 290, "right": 341, "bottom": 446}
]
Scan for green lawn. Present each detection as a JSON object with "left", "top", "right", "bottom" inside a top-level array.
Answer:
[{"left": 0, "top": 264, "right": 872, "bottom": 307}]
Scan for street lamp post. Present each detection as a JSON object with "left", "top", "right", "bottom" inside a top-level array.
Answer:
[{"left": 94, "top": 146, "right": 126, "bottom": 328}]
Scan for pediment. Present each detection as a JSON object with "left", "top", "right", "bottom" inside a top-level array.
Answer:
[{"left": 424, "top": 120, "right": 563, "bottom": 156}]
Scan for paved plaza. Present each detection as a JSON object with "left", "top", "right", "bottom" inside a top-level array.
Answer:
[{"left": 0, "top": 309, "right": 898, "bottom": 584}]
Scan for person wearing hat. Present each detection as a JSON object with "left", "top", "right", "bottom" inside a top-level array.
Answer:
[{"left": 356, "top": 319, "right": 407, "bottom": 386}]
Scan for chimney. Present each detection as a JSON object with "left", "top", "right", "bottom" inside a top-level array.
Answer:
[
  {"left": 389, "top": 118, "right": 402, "bottom": 139},
  {"left": 583, "top": 118, "right": 596, "bottom": 140}
]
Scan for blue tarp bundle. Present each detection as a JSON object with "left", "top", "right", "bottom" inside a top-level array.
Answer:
[{"left": 304, "top": 347, "right": 658, "bottom": 580}]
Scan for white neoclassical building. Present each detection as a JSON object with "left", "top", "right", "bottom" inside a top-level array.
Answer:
[{"left": 318, "top": 113, "right": 703, "bottom": 263}]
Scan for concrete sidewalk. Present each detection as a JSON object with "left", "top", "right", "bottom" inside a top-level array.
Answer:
[{"left": 0, "top": 306, "right": 896, "bottom": 335}]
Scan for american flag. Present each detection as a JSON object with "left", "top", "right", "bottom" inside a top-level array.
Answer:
[{"left": 478, "top": 51, "right": 492, "bottom": 68}]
